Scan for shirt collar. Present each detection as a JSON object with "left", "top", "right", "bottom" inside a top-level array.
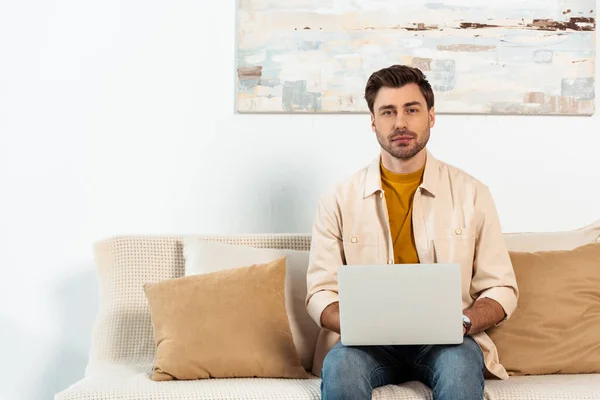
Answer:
[{"left": 363, "top": 149, "right": 440, "bottom": 198}]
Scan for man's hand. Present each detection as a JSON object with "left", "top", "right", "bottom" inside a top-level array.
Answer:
[
  {"left": 463, "top": 298, "right": 506, "bottom": 336},
  {"left": 320, "top": 302, "right": 341, "bottom": 334}
]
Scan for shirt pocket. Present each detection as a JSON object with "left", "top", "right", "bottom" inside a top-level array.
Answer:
[
  {"left": 433, "top": 227, "right": 476, "bottom": 266},
  {"left": 343, "top": 231, "right": 379, "bottom": 265}
]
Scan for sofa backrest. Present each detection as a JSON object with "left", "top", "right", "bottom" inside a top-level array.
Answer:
[
  {"left": 87, "top": 234, "right": 311, "bottom": 375},
  {"left": 503, "top": 220, "right": 600, "bottom": 252},
  {"left": 86, "top": 220, "right": 600, "bottom": 376}
]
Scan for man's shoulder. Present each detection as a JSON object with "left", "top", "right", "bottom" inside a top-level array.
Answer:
[{"left": 436, "top": 157, "right": 491, "bottom": 193}]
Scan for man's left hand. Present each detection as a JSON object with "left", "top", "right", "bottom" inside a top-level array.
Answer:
[{"left": 463, "top": 298, "right": 505, "bottom": 336}]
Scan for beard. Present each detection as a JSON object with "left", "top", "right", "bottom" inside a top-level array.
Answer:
[{"left": 376, "top": 126, "right": 430, "bottom": 160}]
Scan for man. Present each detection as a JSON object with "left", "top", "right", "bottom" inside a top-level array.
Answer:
[{"left": 305, "top": 65, "right": 519, "bottom": 400}]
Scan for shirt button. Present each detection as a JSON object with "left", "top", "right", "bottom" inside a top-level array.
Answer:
[
  {"left": 380, "top": 192, "right": 384, "bottom": 199},
  {"left": 351, "top": 236, "right": 358, "bottom": 243},
  {"left": 388, "top": 259, "right": 394, "bottom": 264},
  {"left": 455, "top": 228, "right": 462, "bottom": 235}
]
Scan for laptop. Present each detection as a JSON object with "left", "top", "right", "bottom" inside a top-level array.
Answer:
[{"left": 338, "top": 263, "right": 463, "bottom": 346}]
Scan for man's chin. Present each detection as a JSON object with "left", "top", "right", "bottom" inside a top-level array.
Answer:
[{"left": 391, "top": 147, "right": 423, "bottom": 160}]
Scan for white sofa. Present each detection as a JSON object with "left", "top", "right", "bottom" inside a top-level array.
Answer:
[{"left": 56, "top": 221, "right": 600, "bottom": 400}]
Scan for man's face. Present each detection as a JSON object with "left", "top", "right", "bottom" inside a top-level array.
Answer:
[{"left": 371, "top": 84, "right": 435, "bottom": 160}]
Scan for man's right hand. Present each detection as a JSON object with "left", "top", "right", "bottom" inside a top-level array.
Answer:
[{"left": 320, "top": 302, "right": 341, "bottom": 334}]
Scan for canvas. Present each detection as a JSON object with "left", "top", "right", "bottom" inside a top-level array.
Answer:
[{"left": 236, "top": 0, "right": 596, "bottom": 115}]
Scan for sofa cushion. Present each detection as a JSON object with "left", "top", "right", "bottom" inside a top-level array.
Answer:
[
  {"left": 182, "top": 237, "right": 320, "bottom": 372},
  {"left": 484, "top": 374, "right": 600, "bottom": 400},
  {"left": 144, "top": 257, "right": 308, "bottom": 380},
  {"left": 56, "top": 365, "right": 322, "bottom": 400},
  {"left": 488, "top": 243, "right": 600, "bottom": 375},
  {"left": 55, "top": 365, "right": 600, "bottom": 400},
  {"left": 503, "top": 219, "right": 600, "bottom": 252},
  {"left": 53, "top": 364, "right": 432, "bottom": 400}
]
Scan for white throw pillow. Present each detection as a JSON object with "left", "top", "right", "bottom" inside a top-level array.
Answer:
[{"left": 182, "top": 236, "right": 320, "bottom": 372}]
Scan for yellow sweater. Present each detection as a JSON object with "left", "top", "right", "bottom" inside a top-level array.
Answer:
[{"left": 380, "top": 161, "right": 425, "bottom": 264}]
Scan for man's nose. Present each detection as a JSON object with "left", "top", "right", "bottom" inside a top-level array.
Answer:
[{"left": 394, "top": 114, "right": 407, "bottom": 130}]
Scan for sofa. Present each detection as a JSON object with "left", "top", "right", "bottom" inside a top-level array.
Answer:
[{"left": 56, "top": 220, "right": 600, "bottom": 400}]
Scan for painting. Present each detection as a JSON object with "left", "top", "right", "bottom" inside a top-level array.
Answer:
[{"left": 236, "top": 0, "right": 595, "bottom": 115}]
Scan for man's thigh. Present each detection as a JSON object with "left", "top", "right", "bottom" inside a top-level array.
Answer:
[
  {"left": 322, "top": 341, "right": 412, "bottom": 389},
  {"left": 407, "top": 336, "right": 485, "bottom": 398}
]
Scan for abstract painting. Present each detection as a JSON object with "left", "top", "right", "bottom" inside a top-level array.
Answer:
[{"left": 236, "top": 0, "right": 595, "bottom": 115}]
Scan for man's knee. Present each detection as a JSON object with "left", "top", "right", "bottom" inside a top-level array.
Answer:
[
  {"left": 429, "top": 339, "right": 485, "bottom": 399},
  {"left": 439, "top": 338, "right": 484, "bottom": 375},
  {"left": 321, "top": 343, "right": 374, "bottom": 397},
  {"left": 322, "top": 343, "right": 371, "bottom": 381}
]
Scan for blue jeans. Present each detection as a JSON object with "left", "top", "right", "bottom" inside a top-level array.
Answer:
[{"left": 321, "top": 336, "right": 485, "bottom": 400}]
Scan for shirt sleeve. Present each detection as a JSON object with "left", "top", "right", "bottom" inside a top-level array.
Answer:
[
  {"left": 470, "top": 185, "right": 519, "bottom": 324},
  {"left": 305, "top": 195, "right": 345, "bottom": 328}
]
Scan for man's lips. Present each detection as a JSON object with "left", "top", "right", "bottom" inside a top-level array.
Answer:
[{"left": 391, "top": 135, "right": 415, "bottom": 143}]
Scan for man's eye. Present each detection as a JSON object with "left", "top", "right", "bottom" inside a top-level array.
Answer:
[{"left": 408, "top": 108, "right": 418, "bottom": 113}]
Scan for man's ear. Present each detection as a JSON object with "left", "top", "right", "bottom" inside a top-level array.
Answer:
[
  {"left": 370, "top": 113, "right": 376, "bottom": 132},
  {"left": 429, "top": 107, "right": 436, "bottom": 128}
]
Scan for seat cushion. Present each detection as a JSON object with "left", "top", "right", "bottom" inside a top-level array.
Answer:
[
  {"left": 55, "top": 364, "right": 431, "bottom": 400},
  {"left": 55, "top": 364, "right": 600, "bottom": 400},
  {"left": 485, "top": 374, "right": 600, "bottom": 400},
  {"left": 55, "top": 364, "right": 321, "bottom": 400}
]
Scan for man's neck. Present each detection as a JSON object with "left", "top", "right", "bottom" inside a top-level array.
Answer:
[{"left": 380, "top": 148, "right": 427, "bottom": 174}]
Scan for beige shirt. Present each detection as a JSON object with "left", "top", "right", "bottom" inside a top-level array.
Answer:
[{"left": 306, "top": 150, "right": 519, "bottom": 380}]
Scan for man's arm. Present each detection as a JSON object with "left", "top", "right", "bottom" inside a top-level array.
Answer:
[
  {"left": 467, "top": 185, "right": 519, "bottom": 334},
  {"left": 321, "top": 302, "right": 341, "bottom": 334},
  {"left": 306, "top": 196, "right": 345, "bottom": 333}
]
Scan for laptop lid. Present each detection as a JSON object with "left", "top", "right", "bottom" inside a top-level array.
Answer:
[{"left": 338, "top": 263, "right": 463, "bottom": 346}]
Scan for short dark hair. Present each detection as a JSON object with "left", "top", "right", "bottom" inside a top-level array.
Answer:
[{"left": 364, "top": 65, "right": 434, "bottom": 113}]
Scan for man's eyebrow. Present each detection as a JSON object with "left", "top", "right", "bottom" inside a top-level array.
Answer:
[
  {"left": 378, "top": 104, "right": 396, "bottom": 111},
  {"left": 403, "top": 101, "right": 423, "bottom": 108}
]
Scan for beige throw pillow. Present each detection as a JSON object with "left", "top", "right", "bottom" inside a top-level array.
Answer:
[
  {"left": 143, "top": 256, "right": 308, "bottom": 381},
  {"left": 182, "top": 237, "right": 320, "bottom": 372},
  {"left": 488, "top": 242, "right": 600, "bottom": 375}
]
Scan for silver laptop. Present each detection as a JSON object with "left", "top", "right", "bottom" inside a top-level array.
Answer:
[{"left": 338, "top": 263, "right": 463, "bottom": 346}]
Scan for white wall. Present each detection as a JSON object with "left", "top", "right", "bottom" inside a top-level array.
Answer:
[{"left": 0, "top": 1, "right": 598, "bottom": 399}]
